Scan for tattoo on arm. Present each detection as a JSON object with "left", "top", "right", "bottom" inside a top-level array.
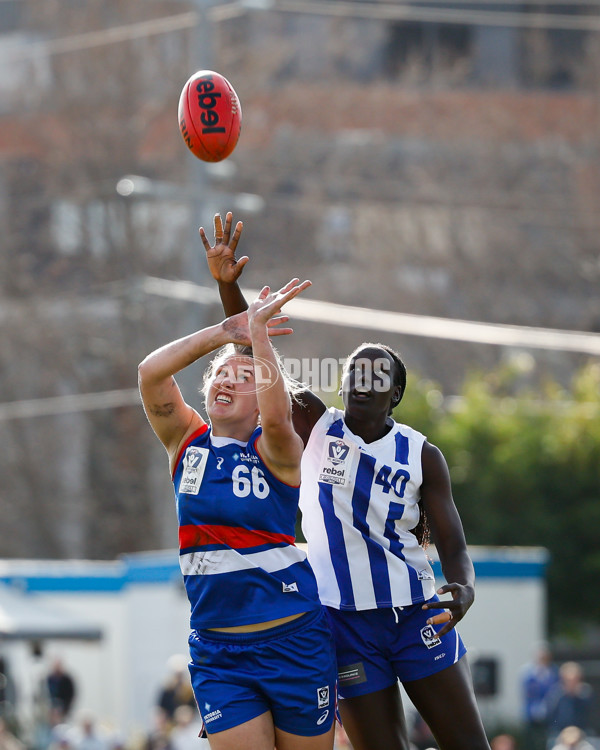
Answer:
[
  {"left": 222, "top": 318, "right": 246, "bottom": 342},
  {"left": 148, "top": 403, "right": 175, "bottom": 418}
]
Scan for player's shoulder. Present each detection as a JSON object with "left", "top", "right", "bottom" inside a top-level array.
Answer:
[{"left": 393, "top": 419, "right": 427, "bottom": 444}]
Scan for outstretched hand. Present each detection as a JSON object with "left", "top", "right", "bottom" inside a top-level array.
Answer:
[
  {"left": 248, "top": 278, "right": 312, "bottom": 330},
  {"left": 421, "top": 582, "right": 475, "bottom": 637},
  {"left": 221, "top": 279, "right": 310, "bottom": 346},
  {"left": 199, "top": 211, "right": 249, "bottom": 284}
]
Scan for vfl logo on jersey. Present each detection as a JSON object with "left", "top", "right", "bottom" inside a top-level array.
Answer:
[
  {"left": 317, "top": 685, "right": 330, "bottom": 709},
  {"left": 319, "top": 438, "right": 355, "bottom": 486},
  {"left": 328, "top": 440, "right": 349, "bottom": 464},
  {"left": 180, "top": 446, "right": 209, "bottom": 495},
  {"left": 282, "top": 581, "right": 298, "bottom": 593},
  {"left": 420, "top": 624, "right": 442, "bottom": 649}
]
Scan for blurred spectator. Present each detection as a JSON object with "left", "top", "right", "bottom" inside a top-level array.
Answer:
[
  {"left": 0, "top": 717, "right": 25, "bottom": 750},
  {"left": 156, "top": 656, "right": 196, "bottom": 724},
  {"left": 521, "top": 642, "right": 559, "bottom": 750},
  {"left": 490, "top": 734, "right": 517, "bottom": 750},
  {"left": 547, "top": 662, "right": 595, "bottom": 744},
  {"left": 46, "top": 659, "right": 77, "bottom": 721},
  {"left": 48, "top": 722, "right": 75, "bottom": 750},
  {"left": 0, "top": 658, "right": 17, "bottom": 723},
  {"left": 145, "top": 708, "right": 173, "bottom": 750},
  {"left": 69, "top": 712, "right": 109, "bottom": 750},
  {"left": 169, "top": 706, "right": 206, "bottom": 750},
  {"left": 550, "top": 725, "right": 595, "bottom": 750}
]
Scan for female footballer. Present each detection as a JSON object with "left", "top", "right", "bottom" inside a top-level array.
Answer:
[
  {"left": 138, "top": 279, "right": 338, "bottom": 750},
  {"left": 201, "top": 211, "right": 491, "bottom": 750}
]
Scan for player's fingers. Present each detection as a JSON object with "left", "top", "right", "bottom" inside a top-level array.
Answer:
[
  {"left": 434, "top": 622, "right": 455, "bottom": 638},
  {"left": 199, "top": 227, "right": 211, "bottom": 251},
  {"left": 223, "top": 212, "right": 233, "bottom": 243},
  {"left": 277, "top": 278, "right": 300, "bottom": 295},
  {"left": 281, "top": 279, "right": 312, "bottom": 302},
  {"left": 426, "top": 611, "right": 451, "bottom": 626},
  {"left": 229, "top": 221, "right": 244, "bottom": 252},
  {"left": 437, "top": 584, "right": 458, "bottom": 595},
  {"left": 234, "top": 256, "right": 250, "bottom": 272},
  {"left": 267, "top": 315, "right": 290, "bottom": 327},
  {"left": 422, "top": 600, "right": 442, "bottom": 610},
  {"left": 267, "top": 327, "right": 293, "bottom": 337},
  {"left": 214, "top": 213, "right": 223, "bottom": 243}
]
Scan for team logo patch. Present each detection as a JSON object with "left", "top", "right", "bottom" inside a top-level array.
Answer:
[
  {"left": 417, "top": 569, "right": 434, "bottom": 580},
  {"left": 319, "top": 438, "right": 355, "bottom": 486},
  {"left": 180, "top": 446, "right": 209, "bottom": 495},
  {"left": 317, "top": 685, "right": 330, "bottom": 709},
  {"left": 328, "top": 440, "right": 349, "bottom": 464},
  {"left": 420, "top": 624, "right": 442, "bottom": 649},
  {"left": 282, "top": 581, "right": 298, "bottom": 593}
]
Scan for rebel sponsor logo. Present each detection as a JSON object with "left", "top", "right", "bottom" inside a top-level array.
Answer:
[
  {"left": 320, "top": 466, "right": 345, "bottom": 479},
  {"left": 319, "top": 437, "right": 355, "bottom": 485},
  {"left": 195, "top": 75, "right": 226, "bottom": 134},
  {"left": 180, "top": 446, "right": 209, "bottom": 495}
]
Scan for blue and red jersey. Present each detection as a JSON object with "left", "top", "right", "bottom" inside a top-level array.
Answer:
[{"left": 173, "top": 424, "right": 321, "bottom": 630}]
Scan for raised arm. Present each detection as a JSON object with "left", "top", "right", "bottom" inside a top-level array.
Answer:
[
  {"left": 420, "top": 441, "right": 476, "bottom": 637},
  {"left": 138, "top": 310, "right": 270, "bottom": 471},
  {"left": 200, "top": 211, "right": 327, "bottom": 442},
  {"left": 200, "top": 211, "right": 249, "bottom": 317},
  {"left": 247, "top": 280, "right": 313, "bottom": 484}
]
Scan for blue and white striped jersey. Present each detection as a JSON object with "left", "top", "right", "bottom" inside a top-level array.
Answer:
[{"left": 299, "top": 407, "right": 436, "bottom": 610}]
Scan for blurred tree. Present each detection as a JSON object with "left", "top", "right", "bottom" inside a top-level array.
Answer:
[{"left": 394, "top": 360, "right": 600, "bottom": 637}]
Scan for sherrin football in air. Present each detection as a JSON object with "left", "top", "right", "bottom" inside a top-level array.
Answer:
[{"left": 178, "top": 70, "right": 242, "bottom": 162}]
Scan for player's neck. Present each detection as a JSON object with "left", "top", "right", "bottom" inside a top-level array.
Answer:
[
  {"left": 343, "top": 413, "right": 393, "bottom": 444},
  {"left": 210, "top": 417, "right": 256, "bottom": 443}
]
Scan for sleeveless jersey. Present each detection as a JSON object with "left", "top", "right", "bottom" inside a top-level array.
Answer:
[
  {"left": 299, "top": 407, "right": 436, "bottom": 610},
  {"left": 173, "top": 424, "right": 321, "bottom": 630}
]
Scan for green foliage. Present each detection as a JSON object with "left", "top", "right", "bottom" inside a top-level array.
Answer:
[{"left": 393, "top": 361, "right": 600, "bottom": 636}]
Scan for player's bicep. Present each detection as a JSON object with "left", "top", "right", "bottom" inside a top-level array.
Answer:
[
  {"left": 139, "top": 375, "right": 200, "bottom": 451},
  {"left": 420, "top": 442, "right": 467, "bottom": 549},
  {"left": 291, "top": 389, "right": 326, "bottom": 446},
  {"left": 255, "top": 428, "right": 303, "bottom": 485}
]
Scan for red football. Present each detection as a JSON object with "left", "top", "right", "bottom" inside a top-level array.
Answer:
[{"left": 178, "top": 70, "right": 242, "bottom": 162}]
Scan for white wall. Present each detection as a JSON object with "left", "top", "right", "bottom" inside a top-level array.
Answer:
[{"left": 0, "top": 546, "right": 548, "bottom": 741}]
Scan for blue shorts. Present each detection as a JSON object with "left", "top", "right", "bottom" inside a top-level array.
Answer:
[
  {"left": 188, "top": 608, "right": 338, "bottom": 736},
  {"left": 326, "top": 596, "right": 466, "bottom": 699}
]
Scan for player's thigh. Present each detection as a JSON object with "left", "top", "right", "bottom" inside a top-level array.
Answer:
[
  {"left": 274, "top": 723, "right": 335, "bottom": 750},
  {"left": 402, "top": 658, "right": 491, "bottom": 750},
  {"left": 206, "top": 711, "right": 274, "bottom": 750},
  {"left": 337, "top": 683, "right": 411, "bottom": 750}
]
